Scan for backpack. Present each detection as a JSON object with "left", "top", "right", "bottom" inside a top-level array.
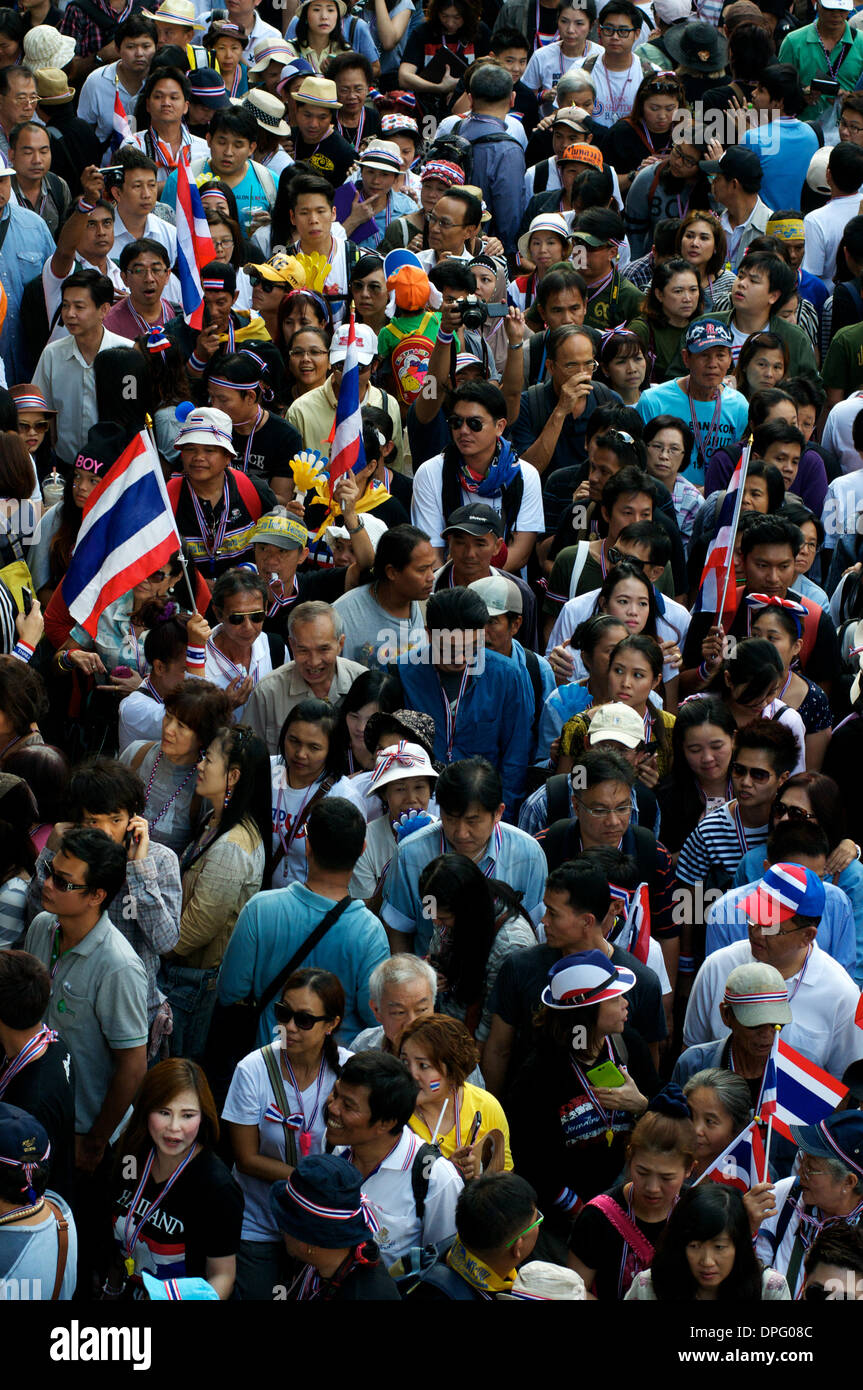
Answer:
[
  {"left": 542, "top": 819, "right": 658, "bottom": 885},
  {"left": 523, "top": 648, "right": 544, "bottom": 736},
  {"left": 167, "top": 468, "right": 264, "bottom": 526},
  {"left": 545, "top": 772, "right": 571, "bottom": 826},
  {"left": 386, "top": 311, "right": 437, "bottom": 406}
]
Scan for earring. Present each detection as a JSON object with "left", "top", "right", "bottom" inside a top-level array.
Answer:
[{"left": 223, "top": 785, "right": 234, "bottom": 809}]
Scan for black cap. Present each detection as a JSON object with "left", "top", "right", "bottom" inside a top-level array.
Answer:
[
  {"left": 441, "top": 503, "right": 504, "bottom": 538},
  {"left": 74, "top": 422, "right": 131, "bottom": 479},
  {"left": 699, "top": 146, "right": 762, "bottom": 191}
]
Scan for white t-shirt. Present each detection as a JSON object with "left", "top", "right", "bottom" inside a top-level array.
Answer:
[
  {"left": 270, "top": 759, "right": 366, "bottom": 890},
  {"left": 522, "top": 40, "right": 604, "bottom": 93},
  {"left": 589, "top": 56, "right": 643, "bottom": 128},
  {"left": 803, "top": 191, "right": 863, "bottom": 284},
  {"left": 728, "top": 317, "right": 752, "bottom": 363},
  {"left": 222, "top": 1043, "right": 353, "bottom": 1241},
  {"left": 410, "top": 452, "right": 545, "bottom": 552},
  {"left": 118, "top": 688, "right": 165, "bottom": 755},
  {"left": 204, "top": 628, "right": 273, "bottom": 722}
]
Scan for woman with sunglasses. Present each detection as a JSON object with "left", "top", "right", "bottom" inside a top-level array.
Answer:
[
  {"left": 10, "top": 386, "right": 57, "bottom": 487},
  {"left": 675, "top": 209, "right": 736, "bottom": 313},
  {"left": 223, "top": 966, "right": 351, "bottom": 1300},
  {"left": 161, "top": 723, "right": 270, "bottom": 1059},
  {"left": 285, "top": 326, "right": 331, "bottom": 402},
  {"left": 205, "top": 569, "right": 281, "bottom": 721},
  {"left": 628, "top": 258, "right": 703, "bottom": 384},
  {"left": 747, "top": 597, "right": 832, "bottom": 770},
  {"left": 657, "top": 696, "right": 736, "bottom": 856},
  {"left": 604, "top": 71, "right": 686, "bottom": 190}
]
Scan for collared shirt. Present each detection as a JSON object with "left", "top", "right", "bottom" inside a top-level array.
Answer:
[
  {"left": 683, "top": 939, "right": 863, "bottom": 1078},
  {"left": 32, "top": 324, "right": 131, "bottom": 464},
  {"left": 204, "top": 625, "right": 274, "bottom": 720},
  {"left": 335, "top": 1127, "right": 463, "bottom": 1267},
  {"left": 110, "top": 210, "right": 178, "bottom": 264},
  {"left": 41, "top": 252, "right": 126, "bottom": 344},
  {"left": 0, "top": 203, "right": 56, "bottom": 384},
  {"left": 24, "top": 910, "right": 148, "bottom": 1134},
  {"left": 77, "top": 60, "right": 141, "bottom": 143},
  {"left": 286, "top": 378, "right": 408, "bottom": 474},
  {"left": 244, "top": 655, "right": 368, "bottom": 751},
  {"left": 382, "top": 818, "right": 547, "bottom": 954},
  {"left": 706, "top": 876, "right": 857, "bottom": 982},
  {"left": 10, "top": 175, "right": 70, "bottom": 240},
  {"left": 778, "top": 21, "right": 863, "bottom": 121},
  {"left": 719, "top": 196, "right": 772, "bottom": 270}
]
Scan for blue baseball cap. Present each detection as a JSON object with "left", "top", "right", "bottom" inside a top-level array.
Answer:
[
  {"left": 685, "top": 316, "right": 734, "bottom": 353},
  {"left": 141, "top": 1272, "right": 220, "bottom": 1300},
  {"left": 790, "top": 1113, "right": 863, "bottom": 1181}
]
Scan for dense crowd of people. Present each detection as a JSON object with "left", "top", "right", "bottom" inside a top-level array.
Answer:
[{"left": 0, "top": 0, "right": 863, "bottom": 1312}]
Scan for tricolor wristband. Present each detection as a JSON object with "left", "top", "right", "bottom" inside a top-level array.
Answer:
[
  {"left": 186, "top": 644, "right": 206, "bottom": 673},
  {"left": 11, "top": 639, "right": 34, "bottom": 664},
  {"left": 697, "top": 661, "right": 710, "bottom": 681},
  {"left": 76, "top": 198, "right": 96, "bottom": 215},
  {"left": 555, "top": 1185, "right": 580, "bottom": 1213},
  {"left": 436, "top": 328, "right": 454, "bottom": 345},
  {"left": 188, "top": 352, "right": 208, "bottom": 374},
  {"left": 678, "top": 954, "right": 696, "bottom": 975}
]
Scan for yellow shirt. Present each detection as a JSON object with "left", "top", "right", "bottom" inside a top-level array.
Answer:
[{"left": 408, "top": 1082, "right": 513, "bottom": 1170}]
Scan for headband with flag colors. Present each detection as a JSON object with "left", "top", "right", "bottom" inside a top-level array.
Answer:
[
  {"left": 63, "top": 430, "right": 183, "bottom": 638},
  {"left": 745, "top": 592, "right": 807, "bottom": 636},
  {"left": 694, "top": 437, "right": 750, "bottom": 619},
  {"left": 328, "top": 310, "right": 366, "bottom": 486},
  {"left": 175, "top": 157, "right": 217, "bottom": 330}
]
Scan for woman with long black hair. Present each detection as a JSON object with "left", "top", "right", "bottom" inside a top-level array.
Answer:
[
  {"left": 627, "top": 258, "right": 703, "bottom": 383},
  {"left": 398, "top": 0, "right": 491, "bottom": 109},
  {"left": 330, "top": 668, "right": 401, "bottom": 778},
  {"left": 657, "top": 697, "right": 736, "bottom": 855}
]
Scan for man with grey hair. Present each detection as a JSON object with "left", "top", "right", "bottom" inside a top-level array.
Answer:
[
  {"left": 672, "top": 962, "right": 792, "bottom": 1086},
  {"left": 457, "top": 64, "right": 526, "bottom": 256},
  {"left": 351, "top": 954, "right": 486, "bottom": 1084},
  {"left": 244, "top": 601, "right": 366, "bottom": 751},
  {"left": 755, "top": 1113, "right": 863, "bottom": 1299}
]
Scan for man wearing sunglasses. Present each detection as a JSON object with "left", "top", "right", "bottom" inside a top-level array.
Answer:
[
  {"left": 684, "top": 862, "right": 863, "bottom": 1085},
  {"left": 756, "top": 1113, "right": 863, "bottom": 1300}
]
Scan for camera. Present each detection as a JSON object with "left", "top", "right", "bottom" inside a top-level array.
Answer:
[
  {"left": 457, "top": 295, "right": 509, "bottom": 330},
  {"left": 102, "top": 165, "right": 125, "bottom": 191}
]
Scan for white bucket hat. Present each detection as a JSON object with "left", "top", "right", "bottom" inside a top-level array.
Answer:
[
  {"left": 23, "top": 25, "right": 77, "bottom": 71},
  {"left": 175, "top": 406, "right": 237, "bottom": 455},
  {"left": 369, "top": 740, "right": 438, "bottom": 794}
]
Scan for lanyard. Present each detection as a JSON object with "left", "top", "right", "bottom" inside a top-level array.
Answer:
[
  {"left": 686, "top": 382, "right": 723, "bottom": 464},
  {"left": 126, "top": 299, "right": 171, "bottom": 335},
  {"left": 729, "top": 799, "right": 749, "bottom": 857},
  {"left": 267, "top": 576, "right": 299, "bottom": 617},
  {"left": 358, "top": 187, "right": 392, "bottom": 248},
  {"left": 675, "top": 188, "right": 692, "bottom": 220},
  {"left": 275, "top": 774, "right": 320, "bottom": 858},
  {"left": 281, "top": 1052, "right": 328, "bottom": 1151},
  {"left": 241, "top": 406, "right": 264, "bottom": 473},
  {"left": 337, "top": 106, "right": 365, "bottom": 146},
  {"left": 229, "top": 65, "right": 241, "bottom": 98},
  {"left": 587, "top": 269, "right": 614, "bottom": 304},
  {"left": 437, "top": 664, "right": 471, "bottom": 760},
  {"left": 0, "top": 1026, "right": 58, "bottom": 1099},
  {"left": 571, "top": 1039, "right": 618, "bottom": 1146},
  {"left": 816, "top": 35, "right": 850, "bottom": 79},
  {"left": 189, "top": 477, "right": 230, "bottom": 563},
  {"left": 597, "top": 60, "right": 635, "bottom": 120},
  {"left": 207, "top": 633, "right": 260, "bottom": 687},
  {"left": 787, "top": 945, "right": 813, "bottom": 1003},
  {"left": 438, "top": 822, "right": 502, "bottom": 878},
  {"left": 121, "top": 1144, "right": 199, "bottom": 1274},
  {"left": 144, "top": 751, "right": 197, "bottom": 830},
  {"left": 141, "top": 677, "right": 163, "bottom": 704}
]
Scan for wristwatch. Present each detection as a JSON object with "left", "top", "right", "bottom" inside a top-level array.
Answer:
[{"left": 346, "top": 517, "right": 365, "bottom": 535}]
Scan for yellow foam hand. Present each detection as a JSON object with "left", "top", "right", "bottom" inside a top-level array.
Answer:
[
  {"left": 290, "top": 449, "right": 328, "bottom": 503},
  {"left": 295, "top": 252, "right": 332, "bottom": 295}
]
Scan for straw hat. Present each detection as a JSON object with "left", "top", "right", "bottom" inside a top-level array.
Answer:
[
  {"left": 239, "top": 89, "right": 290, "bottom": 137},
  {"left": 294, "top": 75, "right": 341, "bottom": 109},
  {"left": 142, "top": 0, "right": 204, "bottom": 29},
  {"left": 34, "top": 67, "right": 75, "bottom": 105}
]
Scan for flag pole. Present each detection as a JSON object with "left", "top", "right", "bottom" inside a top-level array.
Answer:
[
  {"left": 761, "top": 1024, "right": 782, "bottom": 1179},
  {"left": 715, "top": 434, "right": 753, "bottom": 632},
  {"left": 146, "top": 419, "right": 199, "bottom": 615}
]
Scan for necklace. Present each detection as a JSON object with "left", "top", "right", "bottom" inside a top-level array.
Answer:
[
  {"left": 143, "top": 750, "right": 198, "bottom": 830},
  {"left": 0, "top": 1198, "right": 46, "bottom": 1226}
]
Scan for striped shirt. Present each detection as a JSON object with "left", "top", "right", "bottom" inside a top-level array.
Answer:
[
  {"left": 676, "top": 800, "right": 768, "bottom": 887},
  {"left": 0, "top": 874, "right": 28, "bottom": 948}
]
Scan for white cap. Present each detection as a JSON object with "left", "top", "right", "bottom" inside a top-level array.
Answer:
[
  {"left": 326, "top": 511, "right": 387, "bottom": 550},
  {"left": 653, "top": 0, "right": 694, "bottom": 21},
  {"left": 468, "top": 574, "right": 523, "bottom": 617},
  {"left": 820, "top": 0, "right": 853, "bottom": 9},
  {"left": 175, "top": 406, "right": 236, "bottom": 455},
  {"left": 501, "top": 1261, "right": 587, "bottom": 1301},
  {"left": 806, "top": 145, "right": 831, "bottom": 196},
  {"left": 586, "top": 702, "right": 645, "bottom": 749},
  {"left": 329, "top": 322, "right": 378, "bottom": 366}
]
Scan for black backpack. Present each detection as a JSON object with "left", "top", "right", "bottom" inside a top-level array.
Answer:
[{"left": 523, "top": 648, "right": 544, "bottom": 737}]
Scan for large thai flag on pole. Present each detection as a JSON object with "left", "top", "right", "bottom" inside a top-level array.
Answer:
[
  {"left": 694, "top": 439, "right": 751, "bottom": 618},
  {"left": 111, "top": 90, "right": 133, "bottom": 151},
  {"left": 694, "top": 1121, "right": 767, "bottom": 1192},
  {"left": 758, "top": 1037, "right": 848, "bottom": 1142},
  {"left": 175, "top": 158, "right": 216, "bottom": 330},
  {"left": 64, "top": 431, "right": 182, "bottom": 638},
  {"left": 329, "top": 311, "right": 367, "bottom": 484}
]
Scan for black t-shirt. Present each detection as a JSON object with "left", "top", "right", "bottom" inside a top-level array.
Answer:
[
  {"left": 1, "top": 1038, "right": 76, "bottom": 1204},
  {"left": 337, "top": 103, "right": 382, "bottom": 148},
  {"left": 264, "top": 566, "right": 348, "bottom": 645},
  {"left": 682, "top": 587, "right": 840, "bottom": 688},
  {"left": 111, "top": 1147, "right": 243, "bottom": 1287},
  {"left": 488, "top": 941, "right": 666, "bottom": 1088},
  {"left": 232, "top": 413, "right": 302, "bottom": 486},
  {"left": 402, "top": 21, "right": 492, "bottom": 73},
  {"left": 292, "top": 128, "right": 357, "bottom": 189},
  {"left": 603, "top": 119, "right": 667, "bottom": 176},
  {"left": 568, "top": 1180, "right": 668, "bottom": 1300},
  {"left": 173, "top": 470, "right": 276, "bottom": 579}
]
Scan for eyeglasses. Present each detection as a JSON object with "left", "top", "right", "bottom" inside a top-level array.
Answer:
[
  {"left": 226, "top": 610, "right": 266, "bottom": 624},
  {"left": 607, "top": 546, "right": 646, "bottom": 569},
  {"left": 11, "top": 92, "right": 38, "bottom": 106},
  {"left": 45, "top": 867, "right": 89, "bottom": 892},
  {"left": 576, "top": 796, "right": 632, "bottom": 820},
  {"left": 747, "top": 918, "right": 810, "bottom": 937},
  {"left": 289, "top": 346, "right": 328, "bottom": 358},
  {"left": 448, "top": 414, "right": 486, "bottom": 434},
  {"left": 599, "top": 23, "right": 634, "bottom": 34},
  {"left": 773, "top": 801, "right": 816, "bottom": 824},
  {"left": 647, "top": 441, "right": 684, "bottom": 458},
  {"left": 797, "top": 1156, "right": 832, "bottom": 1179},
  {"left": 274, "top": 1003, "right": 331, "bottom": 1030},
  {"left": 428, "top": 212, "right": 465, "bottom": 229},
  {"left": 672, "top": 150, "right": 700, "bottom": 167},
  {"left": 730, "top": 761, "right": 773, "bottom": 784},
  {"left": 840, "top": 120, "right": 863, "bottom": 136},
  {"left": 19, "top": 420, "right": 50, "bottom": 434},
  {"left": 506, "top": 1210, "right": 544, "bottom": 1247},
  {"left": 210, "top": 237, "right": 234, "bottom": 253},
  {"left": 126, "top": 264, "right": 169, "bottom": 278}
]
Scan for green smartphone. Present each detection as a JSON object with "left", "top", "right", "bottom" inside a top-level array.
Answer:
[{"left": 586, "top": 1060, "right": 626, "bottom": 1088}]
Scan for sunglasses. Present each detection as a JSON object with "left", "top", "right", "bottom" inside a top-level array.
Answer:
[
  {"left": 45, "top": 867, "right": 89, "bottom": 892},
  {"left": 731, "top": 761, "right": 772, "bottom": 784},
  {"left": 19, "top": 420, "right": 50, "bottom": 433},
  {"left": 608, "top": 546, "right": 646, "bottom": 569},
  {"left": 248, "top": 272, "right": 283, "bottom": 290},
  {"left": 226, "top": 610, "right": 266, "bottom": 624},
  {"left": 599, "top": 23, "right": 634, "bottom": 33},
  {"left": 773, "top": 801, "right": 816, "bottom": 823},
  {"left": 274, "top": 1003, "right": 331, "bottom": 1030},
  {"left": 647, "top": 80, "right": 680, "bottom": 94},
  {"left": 448, "top": 414, "right": 486, "bottom": 434},
  {"left": 803, "top": 1283, "right": 852, "bottom": 1301}
]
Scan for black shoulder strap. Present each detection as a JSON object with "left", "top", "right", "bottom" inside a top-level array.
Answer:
[
  {"left": 525, "top": 382, "right": 546, "bottom": 438},
  {"left": 545, "top": 773, "right": 570, "bottom": 826},
  {"left": 266, "top": 631, "right": 286, "bottom": 668},
  {"left": 471, "top": 131, "right": 522, "bottom": 149},
  {"left": 629, "top": 825, "right": 659, "bottom": 884},
  {"left": 417, "top": 1260, "right": 479, "bottom": 1300},
  {"left": 411, "top": 1141, "right": 440, "bottom": 1221},
  {"left": 523, "top": 648, "right": 543, "bottom": 731},
  {"left": 257, "top": 895, "right": 352, "bottom": 1015},
  {"left": 540, "top": 818, "right": 578, "bottom": 868},
  {"left": 533, "top": 159, "right": 549, "bottom": 194}
]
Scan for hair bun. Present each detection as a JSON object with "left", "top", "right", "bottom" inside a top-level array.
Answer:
[{"left": 648, "top": 1082, "right": 692, "bottom": 1119}]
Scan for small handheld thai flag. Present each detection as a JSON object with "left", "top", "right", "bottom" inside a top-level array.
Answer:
[
  {"left": 607, "top": 881, "right": 650, "bottom": 964},
  {"left": 112, "top": 90, "right": 133, "bottom": 150},
  {"left": 328, "top": 311, "right": 367, "bottom": 484},
  {"left": 696, "top": 1120, "right": 767, "bottom": 1192},
  {"left": 175, "top": 157, "right": 216, "bottom": 330},
  {"left": 694, "top": 441, "right": 750, "bottom": 618},
  {"left": 765, "top": 1038, "right": 848, "bottom": 1141}
]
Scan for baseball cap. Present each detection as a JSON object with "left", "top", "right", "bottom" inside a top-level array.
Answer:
[
  {"left": 252, "top": 508, "right": 308, "bottom": 551},
  {"left": 740, "top": 862, "right": 826, "bottom": 929},
  {"left": 441, "top": 503, "right": 504, "bottom": 539},
  {"left": 454, "top": 351, "right": 486, "bottom": 375},
  {"left": 142, "top": 1272, "right": 220, "bottom": 1300},
  {"left": 806, "top": 145, "right": 831, "bottom": 196},
  {"left": 820, "top": 0, "right": 853, "bottom": 9},
  {"left": 201, "top": 260, "right": 237, "bottom": 295},
  {"left": 791, "top": 1113, "right": 863, "bottom": 1178},
  {"left": 329, "top": 322, "right": 377, "bottom": 366},
  {"left": 244, "top": 251, "right": 305, "bottom": 287},
  {"left": 722, "top": 962, "right": 792, "bottom": 1027},
  {"left": 468, "top": 575, "right": 523, "bottom": 617},
  {"left": 559, "top": 142, "right": 603, "bottom": 171},
  {"left": 685, "top": 316, "right": 734, "bottom": 352},
  {"left": 541, "top": 949, "right": 636, "bottom": 1010},
  {"left": 586, "top": 702, "right": 645, "bottom": 750},
  {"left": 699, "top": 146, "right": 763, "bottom": 188},
  {"left": 553, "top": 105, "right": 590, "bottom": 132},
  {"left": 277, "top": 57, "right": 315, "bottom": 94}
]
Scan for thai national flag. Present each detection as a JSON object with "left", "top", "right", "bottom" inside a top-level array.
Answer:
[
  {"left": 764, "top": 1038, "right": 848, "bottom": 1141},
  {"left": 174, "top": 158, "right": 216, "bottom": 330},
  {"left": 756, "top": 1033, "right": 778, "bottom": 1122},
  {"left": 111, "top": 90, "right": 133, "bottom": 150},
  {"left": 697, "top": 1121, "right": 767, "bottom": 1192},
  {"left": 64, "top": 431, "right": 182, "bottom": 638},
  {"left": 694, "top": 441, "right": 750, "bottom": 617},
  {"left": 329, "top": 311, "right": 367, "bottom": 484}
]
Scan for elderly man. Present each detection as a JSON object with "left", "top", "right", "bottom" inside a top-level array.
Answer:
[
  {"left": 244, "top": 600, "right": 366, "bottom": 751},
  {"left": 672, "top": 962, "right": 792, "bottom": 1086},
  {"left": 756, "top": 1113, "right": 863, "bottom": 1299},
  {"left": 683, "top": 863, "right": 863, "bottom": 1079},
  {"left": 350, "top": 955, "right": 438, "bottom": 1053}
]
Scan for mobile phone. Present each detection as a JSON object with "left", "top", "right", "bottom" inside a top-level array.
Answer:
[
  {"left": 586, "top": 1060, "right": 626, "bottom": 1088},
  {"left": 810, "top": 77, "right": 840, "bottom": 96},
  {"left": 467, "top": 1110, "right": 482, "bottom": 1146},
  {"left": 642, "top": 739, "right": 658, "bottom": 756},
  {"left": 485, "top": 302, "right": 510, "bottom": 319},
  {"left": 20, "top": 586, "right": 32, "bottom": 616}
]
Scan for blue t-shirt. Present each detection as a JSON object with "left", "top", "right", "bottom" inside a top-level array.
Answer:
[
  {"left": 162, "top": 160, "right": 270, "bottom": 234},
  {"left": 636, "top": 379, "right": 750, "bottom": 485},
  {"left": 740, "top": 117, "right": 818, "bottom": 215}
]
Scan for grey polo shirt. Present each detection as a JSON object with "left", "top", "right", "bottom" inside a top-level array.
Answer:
[{"left": 24, "top": 910, "right": 148, "bottom": 1135}]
